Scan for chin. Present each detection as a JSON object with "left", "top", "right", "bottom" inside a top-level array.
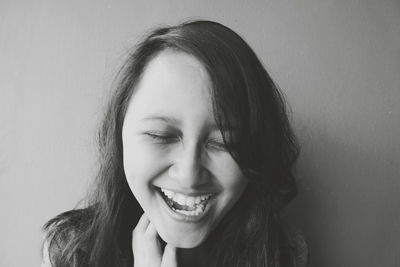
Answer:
[{"left": 157, "top": 228, "right": 207, "bottom": 248}]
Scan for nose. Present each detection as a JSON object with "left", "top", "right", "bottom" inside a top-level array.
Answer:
[{"left": 168, "top": 142, "right": 209, "bottom": 189}]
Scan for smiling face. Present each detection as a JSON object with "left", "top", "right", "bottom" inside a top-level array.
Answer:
[{"left": 122, "top": 50, "right": 247, "bottom": 248}]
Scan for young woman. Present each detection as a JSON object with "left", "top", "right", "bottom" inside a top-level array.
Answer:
[{"left": 42, "top": 20, "right": 307, "bottom": 267}]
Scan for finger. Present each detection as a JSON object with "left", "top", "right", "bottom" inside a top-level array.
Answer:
[
  {"left": 144, "top": 220, "right": 158, "bottom": 238},
  {"left": 132, "top": 213, "right": 150, "bottom": 250},
  {"left": 144, "top": 221, "right": 161, "bottom": 254},
  {"left": 132, "top": 215, "right": 163, "bottom": 267},
  {"left": 160, "top": 244, "right": 177, "bottom": 267},
  {"left": 134, "top": 213, "right": 150, "bottom": 234}
]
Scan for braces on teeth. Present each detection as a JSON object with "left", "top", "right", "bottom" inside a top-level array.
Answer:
[
  {"left": 160, "top": 188, "right": 211, "bottom": 216},
  {"left": 173, "top": 203, "right": 205, "bottom": 216}
]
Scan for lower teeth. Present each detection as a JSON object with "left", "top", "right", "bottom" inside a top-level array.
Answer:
[
  {"left": 160, "top": 192, "right": 207, "bottom": 216},
  {"left": 172, "top": 204, "right": 205, "bottom": 216}
]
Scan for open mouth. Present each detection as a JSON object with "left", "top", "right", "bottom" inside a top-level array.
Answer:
[{"left": 156, "top": 187, "right": 213, "bottom": 217}]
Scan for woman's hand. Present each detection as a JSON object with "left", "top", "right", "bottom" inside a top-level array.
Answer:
[{"left": 132, "top": 214, "right": 177, "bottom": 267}]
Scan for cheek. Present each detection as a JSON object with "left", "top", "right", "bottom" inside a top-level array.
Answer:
[
  {"left": 122, "top": 142, "right": 166, "bottom": 192},
  {"left": 211, "top": 154, "right": 247, "bottom": 188},
  {"left": 210, "top": 154, "right": 248, "bottom": 205}
]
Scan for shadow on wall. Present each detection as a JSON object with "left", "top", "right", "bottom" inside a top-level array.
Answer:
[{"left": 283, "top": 119, "right": 400, "bottom": 267}]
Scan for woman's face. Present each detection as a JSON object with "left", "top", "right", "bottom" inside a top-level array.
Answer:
[{"left": 122, "top": 50, "right": 247, "bottom": 248}]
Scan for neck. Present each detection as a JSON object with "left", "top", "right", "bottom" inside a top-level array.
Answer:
[{"left": 177, "top": 243, "right": 208, "bottom": 267}]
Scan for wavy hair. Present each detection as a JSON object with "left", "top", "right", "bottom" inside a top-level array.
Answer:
[{"left": 43, "top": 20, "right": 300, "bottom": 267}]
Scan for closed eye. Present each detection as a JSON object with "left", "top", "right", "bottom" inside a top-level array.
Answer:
[
  {"left": 206, "top": 139, "right": 231, "bottom": 152},
  {"left": 144, "top": 131, "right": 180, "bottom": 144}
]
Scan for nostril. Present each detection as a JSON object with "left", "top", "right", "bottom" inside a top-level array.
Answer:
[
  {"left": 168, "top": 163, "right": 210, "bottom": 188},
  {"left": 168, "top": 142, "right": 210, "bottom": 186}
]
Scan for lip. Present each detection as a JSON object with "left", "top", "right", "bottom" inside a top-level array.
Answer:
[
  {"left": 155, "top": 187, "right": 215, "bottom": 223},
  {"left": 158, "top": 186, "right": 217, "bottom": 197}
]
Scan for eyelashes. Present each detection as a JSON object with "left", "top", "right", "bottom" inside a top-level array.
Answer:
[
  {"left": 206, "top": 139, "right": 229, "bottom": 151},
  {"left": 144, "top": 131, "right": 180, "bottom": 144},
  {"left": 143, "top": 131, "right": 231, "bottom": 152}
]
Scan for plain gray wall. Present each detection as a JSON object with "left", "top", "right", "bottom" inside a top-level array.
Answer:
[{"left": 1, "top": 0, "right": 399, "bottom": 266}]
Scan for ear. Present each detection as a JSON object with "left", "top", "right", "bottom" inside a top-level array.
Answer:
[{"left": 41, "top": 238, "right": 52, "bottom": 267}]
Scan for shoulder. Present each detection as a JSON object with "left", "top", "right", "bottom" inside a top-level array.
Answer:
[
  {"left": 41, "top": 238, "right": 52, "bottom": 267},
  {"left": 288, "top": 230, "right": 309, "bottom": 267},
  {"left": 44, "top": 208, "right": 94, "bottom": 233},
  {"left": 42, "top": 207, "right": 96, "bottom": 266},
  {"left": 280, "top": 227, "right": 309, "bottom": 267},
  {"left": 43, "top": 208, "right": 93, "bottom": 248}
]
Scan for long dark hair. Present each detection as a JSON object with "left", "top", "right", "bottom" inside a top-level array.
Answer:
[{"left": 43, "top": 20, "right": 300, "bottom": 267}]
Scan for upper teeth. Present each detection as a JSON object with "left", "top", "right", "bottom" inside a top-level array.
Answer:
[{"left": 160, "top": 188, "right": 212, "bottom": 206}]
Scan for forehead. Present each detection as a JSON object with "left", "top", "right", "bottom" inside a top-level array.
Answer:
[
  {"left": 142, "top": 50, "right": 210, "bottom": 92},
  {"left": 124, "top": 50, "right": 215, "bottom": 125}
]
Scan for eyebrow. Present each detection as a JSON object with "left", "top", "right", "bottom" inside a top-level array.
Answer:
[
  {"left": 210, "top": 124, "right": 238, "bottom": 133},
  {"left": 141, "top": 116, "right": 237, "bottom": 132},
  {"left": 141, "top": 116, "right": 181, "bottom": 125}
]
